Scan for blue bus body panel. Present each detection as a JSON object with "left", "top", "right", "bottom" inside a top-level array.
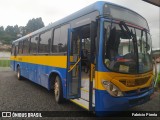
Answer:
[
  {"left": 11, "top": 61, "right": 67, "bottom": 98},
  {"left": 95, "top": 89, "right": 154, "bottom": 116}
]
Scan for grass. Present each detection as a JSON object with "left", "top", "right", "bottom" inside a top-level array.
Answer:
[{"left": 0, "top": 60, "right": 10, "bottom": 67}]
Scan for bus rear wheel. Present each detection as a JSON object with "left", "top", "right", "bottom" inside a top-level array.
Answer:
[
  {"left": 54, "top": 76, "right": 64, "bottom": 103},
  {"left": 17, "top": 66, "right": 22, "bottom": 80}
]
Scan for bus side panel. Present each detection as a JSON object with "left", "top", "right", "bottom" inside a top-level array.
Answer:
[
  {"left": 10, "top": 60, "right": 14, "bottom": 71},
  {"left": 10, "top": 56, "right": 16, "bottom": 71},
  {"left": 21, "top": 62, "right": 26, "bottom": 79},
  {"left": 24, "top": 62, "right": 67, "bottom": 96},
  {"left": 24, "top": 62, "right": 29, "bottom": 79},
  {"left": 23, "top": 62, "right": 41, "bottom": 84},
  {"left": 12, "top": 59, "right": 67, "bottom": 98}
]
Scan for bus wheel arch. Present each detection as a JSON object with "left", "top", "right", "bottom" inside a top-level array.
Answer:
[
  {"left": 17, "top": 64, "right": 22, "bottom": 80},
  {"left": 16, "top": 64, "right": 20, "bottom": 71},
  {"left": 48, "top": 72, "right": 64, "bottom": 103},
  {"left": 48, "top": 72, "right": 57, "bottom": 90}
]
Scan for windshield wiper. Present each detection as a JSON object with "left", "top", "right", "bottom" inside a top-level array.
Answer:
[
  {"left": 119, "top": 21, "right": 131, "bottom": 35},
  {"left": 119, "top": 21, "right": 139, "bottom": 73},
  {"left": 119, "top": 21, "right": 136, "bottom": 53}
]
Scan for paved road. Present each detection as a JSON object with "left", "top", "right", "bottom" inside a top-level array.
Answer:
[{"left": 0, "top": 71, "right": 159, "bottom": 120}]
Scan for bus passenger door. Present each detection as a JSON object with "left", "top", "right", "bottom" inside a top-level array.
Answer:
[
  {"left": 89, "top": 21, "right": 97, "bottom": 111},
  {"left": 67, "top": 28, "right": 81, "bottom": 99}
]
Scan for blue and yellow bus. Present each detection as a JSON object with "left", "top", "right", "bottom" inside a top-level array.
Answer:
[{"left": 10, "top": 1, "right": 154, "bottom": 116}]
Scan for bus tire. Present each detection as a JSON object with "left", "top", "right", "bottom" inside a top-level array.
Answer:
[
  {"left": 54, "top": 75, "right": 64, "bottom": 103},
  {"left": 17, "top": 66, "right": 22, "bottom": 80}
]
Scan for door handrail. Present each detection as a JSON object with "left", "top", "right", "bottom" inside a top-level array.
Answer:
[{"left": 68, "top": 57, "right": 81, "bottom": 72}]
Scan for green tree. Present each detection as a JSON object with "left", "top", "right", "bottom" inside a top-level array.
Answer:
[
  {"left": 1, "top": 34, "right": 15, "bottom": 44},
  {"left": 0, "top": 26, "right": 4, "bottom": 31},
  {"left": 5, "top": 26, "right": 15, "bottom": 36},
  {"left": 2, "top": 25, "right": 19, "bottom": 44},
  {"left": 0, "top": 17, "right": 45, "bottom": 45},
  {"left": 14, "top": 25, "right": 20, "bottom": 35},
  {"left": 19, "top": 26, "right": 27, "bottom": 36},
  {"left": 26, "top": 17, "right": 44, "bottom": 33}
]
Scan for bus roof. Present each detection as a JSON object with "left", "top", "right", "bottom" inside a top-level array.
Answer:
[{"left": 13, "top": 1, "right": 147, "bottom": 43}]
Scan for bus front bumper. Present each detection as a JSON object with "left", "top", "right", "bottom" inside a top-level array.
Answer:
[{"left": 95, "top": 88, "right": 154, "bottom": 116}]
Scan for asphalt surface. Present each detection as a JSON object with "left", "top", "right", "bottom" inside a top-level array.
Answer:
[{"left": 0, "top": 71, "right": 159, "bottom": 120}]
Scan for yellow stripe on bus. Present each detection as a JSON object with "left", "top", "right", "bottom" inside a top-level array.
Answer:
[
  {"left": 10, "top": 55, "right": 67, "bottom": 68},
  {"left": 10, "top": 56, "right": 153, "bottom": 92}
]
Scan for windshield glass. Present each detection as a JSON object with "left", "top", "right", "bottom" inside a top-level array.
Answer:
[
  {"left": 104, "top": 21, "right": 152, "bottom": 74},
  {"left": 103, "top": 4, "right": 149, "bottom": 30}
]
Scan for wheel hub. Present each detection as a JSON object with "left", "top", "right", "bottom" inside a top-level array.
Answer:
[{"left": 55, "top": 81, "right": 59, "bottom": 96}]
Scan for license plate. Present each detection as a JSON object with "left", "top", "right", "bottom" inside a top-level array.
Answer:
[{"left": 126, "top": 80, "right": 135, "bottom": 86}]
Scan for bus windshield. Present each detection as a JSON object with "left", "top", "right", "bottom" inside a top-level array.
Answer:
[
  {"left": 104, "top": 4, "right": 149, "bottom": 30},
  {"left": 104, "top": 21, "right": 152, "bottom": 74}
]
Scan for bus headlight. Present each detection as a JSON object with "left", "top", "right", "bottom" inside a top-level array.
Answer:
[{"left": 101, "top": 80, "right": 123, "bottom": 97}]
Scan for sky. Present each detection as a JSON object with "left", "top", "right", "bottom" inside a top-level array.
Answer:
[{"left": 0, "top": 0, "right": 159, "bottom": 48}]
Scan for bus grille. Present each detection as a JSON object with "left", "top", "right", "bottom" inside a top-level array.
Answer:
[
  {"left": 119, "top": 77, "right": 150, "bottom": 87},
  {"left": 124, "top": 87, "right": 149, "bottom": 96}
]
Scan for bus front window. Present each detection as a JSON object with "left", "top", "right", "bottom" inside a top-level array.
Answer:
[
  {"left": 136, "top": 31, "right": 152, "bottom": 73},
  {"left": 103, "top": 22, "right": 152, "bottom": 74}
]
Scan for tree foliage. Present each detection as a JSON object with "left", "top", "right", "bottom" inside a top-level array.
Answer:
[
  {"left": 0, "top": 26, "right": 4, "bottom": 32},
  {"left": 0, "top": 17, "right": 44, "bottom": 44},
  {"left": 26, "top": 17, "right": 44, "bottom": 33}
]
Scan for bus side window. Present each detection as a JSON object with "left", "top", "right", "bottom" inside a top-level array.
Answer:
[
  {"left": 23, "top": 38, "right": 30, "bottom": 55},
  {"left": 59, "top": 24, "right": 70, "bottom": 53},
  {"left": 30, "top": 35, "right": 39, "bottom": 54},
  {"left": 18, "top": 41, "right": 23, "bottom": 55},
  {"left": 11, "top": 44, "right": 15, "bottom": 55},
  {"left": 52, "top": 28, "right": 60, "bottom": 53},
  {"left": 39, "top": 30, "right": 52, "bottom": 54},
  {"left": 15, "top": 44, "right": 18, "bottom": 56}
]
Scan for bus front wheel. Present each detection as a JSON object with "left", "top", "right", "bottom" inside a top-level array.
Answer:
[
  {"left": 54, "top": 76, "right": 64, "bottom": 103},
  {"left": 17, "top": 66, "right": 22, "bottom": 80}
]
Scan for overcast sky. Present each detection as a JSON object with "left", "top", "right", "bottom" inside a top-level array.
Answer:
[{"left": 0, "top": 0, "right": 159, "bottom": 48}]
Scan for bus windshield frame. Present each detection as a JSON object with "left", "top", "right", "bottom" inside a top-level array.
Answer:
[{"left": 103, "top": 20, "right": 153, "bottom": 74}]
